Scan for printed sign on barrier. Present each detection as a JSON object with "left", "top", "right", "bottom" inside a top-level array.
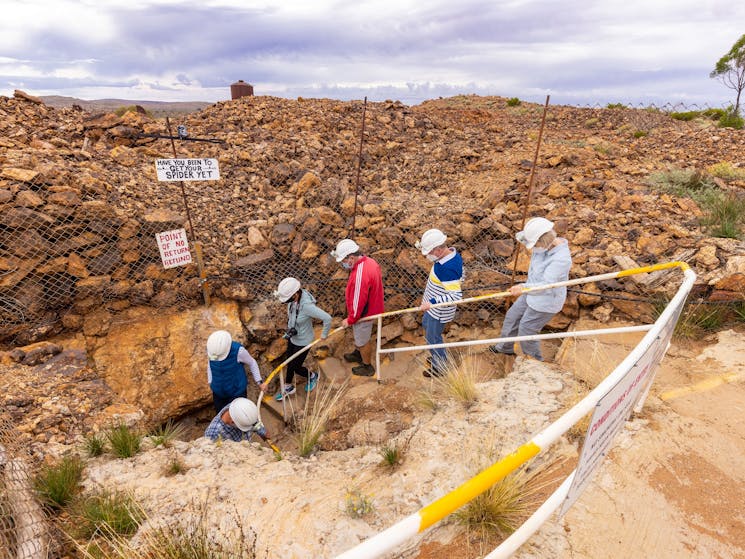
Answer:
[
  {"left": 156, "top": 228, "right": 192, "bottom": 269},
  {"left": 559, "top": 298, "right": 684, "bottom": 517},
  {"left": 155, "top": 158, "right": 220, "bottom": 181}
]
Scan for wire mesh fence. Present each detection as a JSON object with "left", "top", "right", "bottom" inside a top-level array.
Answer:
[
  {"left": 0, "top": 98, "right": 738, "bottom": 347},
  {"left": 0, "top": 418, "right": 55, "bottom": 559}
]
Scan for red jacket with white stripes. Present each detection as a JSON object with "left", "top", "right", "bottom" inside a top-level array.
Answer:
[{"left": 345, "top": 255, "right": 384, "bottom": 325}]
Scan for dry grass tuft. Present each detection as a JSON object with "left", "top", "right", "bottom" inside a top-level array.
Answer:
[
  {"left": 295, "top": 379, "right": 349, "bottom": 457},
  {"left": 423, "top": 352, "right": 489, "bottom": 406},
  {"left": 71, "top": 502, "right": 256, "bottom": 559},
  {"left": 454, "top": 457, "right": 566, "bottom": 545}
]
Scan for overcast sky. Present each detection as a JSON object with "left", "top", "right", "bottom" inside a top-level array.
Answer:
[{"left": 1, "top": 0, "right": 743, "bottom": 107}]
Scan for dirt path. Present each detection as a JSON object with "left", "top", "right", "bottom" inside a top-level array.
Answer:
[{"left": 548, "top": 325, "right": 745, "bottom": 559}]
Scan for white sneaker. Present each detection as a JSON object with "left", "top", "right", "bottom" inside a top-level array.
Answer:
[{"left": 274, "top": 384, "right": 296, "bottom": 401}]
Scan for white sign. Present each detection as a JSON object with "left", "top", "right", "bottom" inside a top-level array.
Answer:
[
  {"left": 559, "top": 300, "right": 683, "bottom": 517},
  {"left": 156, "top": 228, "right": 193, "bottom": 269},
  {"left": 155, "top": 158, "right": 220, "bottom": 181}
]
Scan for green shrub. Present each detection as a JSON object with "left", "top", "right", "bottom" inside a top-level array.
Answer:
[
  {"left": 670, "top": 110, "right": 701, "bottom": 121},
  {"left": 164, "top": 455, "right": 187, "bottom": 477},
  {"left": 584, "top": 117, "right": 599, "bottom": 127},
  {"left": 718, "top": 110, "right": 744, "bottom": 129},
  {"left": 84, "top": 433, "right": 106, "bottom": 457},
  {"left": 70, "top": 490, "right": 144, "bottom": 540},
  {"left": 149, "top": 419, "right": 186, "bottom": 448},
  {"left": 379, "top": 443, "right": 402, "bottom": 468},
  {"left": 702, "top": 108, "right": 726, "bottom": 120},
  {"left": 506, "top": 97, "right": 521, "bottom": 107},
  {"left": 701, "top": 193, "right": 745, "bottom": 238},
  {"left": 633, "top": 130, "right": 649, "bottom": 138},
  {"left": 660, "top": 300, "right": 730, "bottom": 340},
  {"left": 606, "top": 102, "right": 625, "bottom": 109},
  {"left": 707, "top": 162, "right": 745, "bottom": 181},
  {"left": 106, "top": 423, "right": 142, "bottom": 458},
  {"left": 646, "top": 168, "right": 718, "bottom": 205},
  {"left": 70, "top": 503, "right": 256, "bottom": 559},
  {"left": 34, "top": 455, "right": 84, "bottom": 509},
  {"left": 453, "top": 459, "right": 562, "bottom": 541},
  {"left": 733, "top": 301, "right": 745, "bottom": 322}
]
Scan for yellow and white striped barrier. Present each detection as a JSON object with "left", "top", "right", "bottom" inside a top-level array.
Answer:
[{"left": 335, "top": 261, "right": 695, "bottom": 559}]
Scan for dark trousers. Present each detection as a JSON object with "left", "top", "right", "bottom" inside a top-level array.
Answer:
[
  {"left": 212, "top": 389, "right": 247, "bottom": 414},
  {"left": 285, "top": 340, "right": 310, "bottom": 384}
]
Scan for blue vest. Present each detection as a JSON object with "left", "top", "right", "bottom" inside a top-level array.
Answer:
[{"left": 208, "top": 341, "right": 247, "bottom": 398}]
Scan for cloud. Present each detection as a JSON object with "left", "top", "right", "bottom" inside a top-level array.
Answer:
[{"left": 1, "top": 0, "right": 743, "bottom": 106}]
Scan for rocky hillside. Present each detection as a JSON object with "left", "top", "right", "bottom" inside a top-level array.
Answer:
[
  {"left": 2, "top": 89, "right": 744, "bottom": 345},
  {"left": 1, "top": 88, "right": 744, "bottom": 443}
]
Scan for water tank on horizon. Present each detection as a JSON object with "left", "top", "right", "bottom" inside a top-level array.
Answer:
[{"left": 230, "top": 80, "right": 254, "bottom": 100}]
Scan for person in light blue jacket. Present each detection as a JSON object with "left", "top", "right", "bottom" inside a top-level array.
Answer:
[
  {"left": 490, "top": 217, "right": 572, "bottom": 361},
  {"left": 273, "top": 277, "right": 332, "bottom": 400}
]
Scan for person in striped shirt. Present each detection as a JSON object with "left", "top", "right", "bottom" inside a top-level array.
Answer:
[{"left": 416, "top": 229, "right": 464, "bottom": 377}]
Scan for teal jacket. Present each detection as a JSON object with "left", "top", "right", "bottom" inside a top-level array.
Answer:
[{"left": 286, "top": 289, "right": 332, "bottom": 346}]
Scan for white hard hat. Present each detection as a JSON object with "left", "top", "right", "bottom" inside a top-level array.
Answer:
[
  {"left": 275, "top": 277, "right": 301, "bottom": 302},
  {"left": 228, "top": 398, "right": 258, "bottom": 431},
  {"left": 415, "top": 228, "right": 447, "bottom": 255},
  {"left": 206, "top": 330, "right": 232, "bottom": 361},
  {"left": 330, "top": 239, "right": 360, "bottom": 262},
  {"left": 516, "top": 217, "right": 554, "bottom": 249}
]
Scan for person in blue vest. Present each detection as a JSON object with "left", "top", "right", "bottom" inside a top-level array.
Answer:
[{"left": 206, "top": 330, "right": 266, "bottom": 413}]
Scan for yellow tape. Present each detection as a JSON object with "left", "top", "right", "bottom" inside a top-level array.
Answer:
[
  {"left": 617, "top": 261, "right": 684, "bottom": 278},
  {"left": 418, "top": 441, "right": 541, "bottom": 531},
  {"left": 659, "top": 371, "right": 742, "bottom": 401}
]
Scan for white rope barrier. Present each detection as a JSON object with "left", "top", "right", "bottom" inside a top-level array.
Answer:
[{"left": 335, "top": 262, "right": 695, "bottom": 559}]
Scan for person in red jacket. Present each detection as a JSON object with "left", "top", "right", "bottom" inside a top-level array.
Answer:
[{"left": 331, "top": 239, "right": 385, "bottom": 377}]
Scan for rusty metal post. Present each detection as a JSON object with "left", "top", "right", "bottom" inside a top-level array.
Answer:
[
  {"left": 350, "top": 97, "right": 368, "bottom": 236},
  {"left": 165, "top": 117, "right": 211, "bottom": 305},
  {"left": 510, "top": 95, "right": 551, "bottom": 284}
]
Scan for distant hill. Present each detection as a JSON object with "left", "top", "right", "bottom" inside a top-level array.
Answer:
[{"left": 40, "top": 95, "right": 214, "bottom": 117}]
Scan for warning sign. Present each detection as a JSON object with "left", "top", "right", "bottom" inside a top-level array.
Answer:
[
  {"left": 156, "top": 228, "right": 193, "bottom": 269},
  {"left": 155, "top": 158, "right": 220, "bottom": 181},
  {"left": 559, "top": 299, "right": 683, "bottom": 517}
]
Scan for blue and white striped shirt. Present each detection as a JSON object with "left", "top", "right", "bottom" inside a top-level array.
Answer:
[{"left": 422, "top": 248, "right": 464, "bottom": 323}]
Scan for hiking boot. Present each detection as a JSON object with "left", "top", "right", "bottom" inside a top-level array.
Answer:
[
  {"left": 274, "top": 384, "right": 296, "bottom": 401},
  {"left": 305, "top": 371, "right": 319, "bottom": 392},
  {"left": 352, "top": 363, "right": 375, "bottom": 377},
  {"left": 422, "top": 367, "right": 446, "bottom": 378},
  {"left": 344, "top": 349, "right": 363, "bottom": 363},
  {"left": 489, "top": 345, "right": 515, "bottom": 356}
]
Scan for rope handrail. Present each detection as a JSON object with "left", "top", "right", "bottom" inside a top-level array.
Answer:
[
  {"left": 256, "top": 262, "right": 689, "bottom": 424},
  {"left": 334, "top": 261, "right": 694, "bottom": 559}
]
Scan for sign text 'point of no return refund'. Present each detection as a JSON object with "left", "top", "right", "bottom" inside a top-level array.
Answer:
[
  {"left": 156, "top": 228, "right": 193, "bottom": 269},
  {"left": 155, "top": 158, "right": 221, "bottom": 181}
]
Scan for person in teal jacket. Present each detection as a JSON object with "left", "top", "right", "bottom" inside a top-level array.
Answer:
[{"left": 273, "top": 277, "right": 332, "bottom": 400}]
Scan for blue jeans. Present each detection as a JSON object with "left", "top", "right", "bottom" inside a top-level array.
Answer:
[
  {"left": 496, "top": 295, "right": 555, "bottom": 360},
  {"left": 423, "top": 312, "right": 447, "bottom": 370}
]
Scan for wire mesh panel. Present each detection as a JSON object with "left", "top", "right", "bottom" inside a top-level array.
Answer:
[
  {"left": 1, "top": 94, "right": 739, "bottom": 346},
  {"left": 0, "top": 170, "right": 202, "bottom": 346},
  {"left": 0, "top": 418, "right": 52, "bottom": 559}
]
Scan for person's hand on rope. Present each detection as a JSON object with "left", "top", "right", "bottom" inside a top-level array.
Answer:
[
  {"left": 341, "top": 318, "right": 350, "bottom": 328},
  {"left": 510, "top": 284, "right": 525, "bottom": 297}
]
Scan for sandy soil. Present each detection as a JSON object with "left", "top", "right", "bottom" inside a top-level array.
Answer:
[
  {"left": 548, "top": 325, "right": 745, "bottom": 559},
  {"left": 77, "top": 320, "right": 745, "bottom": 559}
]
